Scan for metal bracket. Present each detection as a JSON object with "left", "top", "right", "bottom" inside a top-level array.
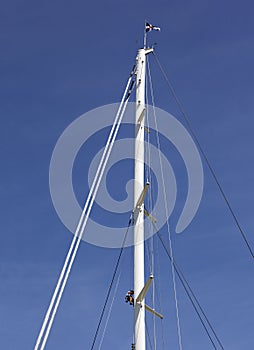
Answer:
[
  {"left": 136, "top": 275, "right": 153, "bottom": 303},
  {"left": 145, "top": 304, "right": 163, "bottom": 319},
  {"left": 144, "top": 209, "right": 157, "bottom": 223},
  {"left": 135, "top": 275, "right": 163, "bottom": 319},
  {"left": 137, "top": 105, "right": 146, "bottom": 124},
  {"left": 134, "top": 182, "right": 150, "bottom": 211}
]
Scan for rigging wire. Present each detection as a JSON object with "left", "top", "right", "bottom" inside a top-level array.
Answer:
[
  {"left": 34, "top": 65, "right": 136, "bottom": 350},
  {"left": 154, "top": 224, "right": 224, "bottom": 350},
  {"left": 90, "top": 218, "right": 133, "bottom": 350},
  {"left": 145, "top": 319, "right": 154, "bottom": 350},
  {"left": 98, "top": 266, "right": 122, "bottom": 349},
  {"left": 146, "top": 57, "right": 157, "bottom": 350},
  {"left": 154, "top": 237, "right": 166, "bottom": 350},
  {"left": 145, "top": 70, "right": 154, "bottom": 278},
  {"left": 145, "top": 239, "right": 153, "bottom": 277},
  {"left": 144, "top": 243, "right": 157, "bottom": 349},
  {"left": 152, "top": 273, "right": 157, "bottom": 350},
  {"left": 152, "top": 51, "right": 254, "bottom": 260},
  {"left": 145, "top": 55, "right": 225, "bottom": 348},
  {"left": 146, "top": 80, "right": 167, "bottom": 349},
  {"left": 147, "top": 57, "right": 183, "bottom": 350}
]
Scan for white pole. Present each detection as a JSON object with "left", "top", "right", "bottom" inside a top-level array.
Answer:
[
  {"left": 134, "top": 47, "right": 146, "bottom": 350},
  {"left": 134, "top": 45, "right": 153, "bottom": 350}
]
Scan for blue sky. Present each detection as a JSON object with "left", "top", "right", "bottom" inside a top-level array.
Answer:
[{"left": 1, "top": 0, "right": 254, "bottom": 349}]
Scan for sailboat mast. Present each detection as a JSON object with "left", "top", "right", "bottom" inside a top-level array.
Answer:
[
  {"left": 134, "top": 47, "right": 146, "bottom": 350},
  {"left": 134, "top": 46, "right": 153, "bottom": 350}
]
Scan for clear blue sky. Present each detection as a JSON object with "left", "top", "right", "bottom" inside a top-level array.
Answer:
[{"left": 1, "top": 0, "right": 254, "bottom": 349}]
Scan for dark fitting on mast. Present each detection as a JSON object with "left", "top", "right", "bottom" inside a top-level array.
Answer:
[{"left": 125, "top": 79, "right": 135, "bottom": 100}]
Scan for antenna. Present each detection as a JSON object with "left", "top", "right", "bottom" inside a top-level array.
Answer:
[{"left": 143, "top": 20, "right": 147, "bottom": 48}]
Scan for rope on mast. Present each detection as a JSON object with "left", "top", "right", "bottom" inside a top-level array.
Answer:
[{"left": 34, "top": 65, "right": 136, "bottom": 350}]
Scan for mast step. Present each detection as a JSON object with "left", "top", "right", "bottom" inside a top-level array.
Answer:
[
  {"left": 144, "top": 209, "right": 157, "bottom": 223},
  {"left": 136, "top": 275, "right": 154, "bottom": 303},
  {"left": 145, "top": 304, "right": 163, "bottom": 319},
  {"left": 134, "top": 182, "right": 150, "bottom": 210},
  {"left": 137, "top": 105, "right": 146, "bottom": 124}
]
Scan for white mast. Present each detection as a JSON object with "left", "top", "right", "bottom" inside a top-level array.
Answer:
[{"left": 134, "top": 45, "right": 153, "bottom": 350}]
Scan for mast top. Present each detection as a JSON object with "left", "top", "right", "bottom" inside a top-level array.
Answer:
[{"left": 143, "top": 21, "right": 161, "bottom": 48}]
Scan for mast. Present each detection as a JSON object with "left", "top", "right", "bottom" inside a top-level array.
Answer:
[{"left": 134, "top": 45, "right": 153, "bottom": 350}]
